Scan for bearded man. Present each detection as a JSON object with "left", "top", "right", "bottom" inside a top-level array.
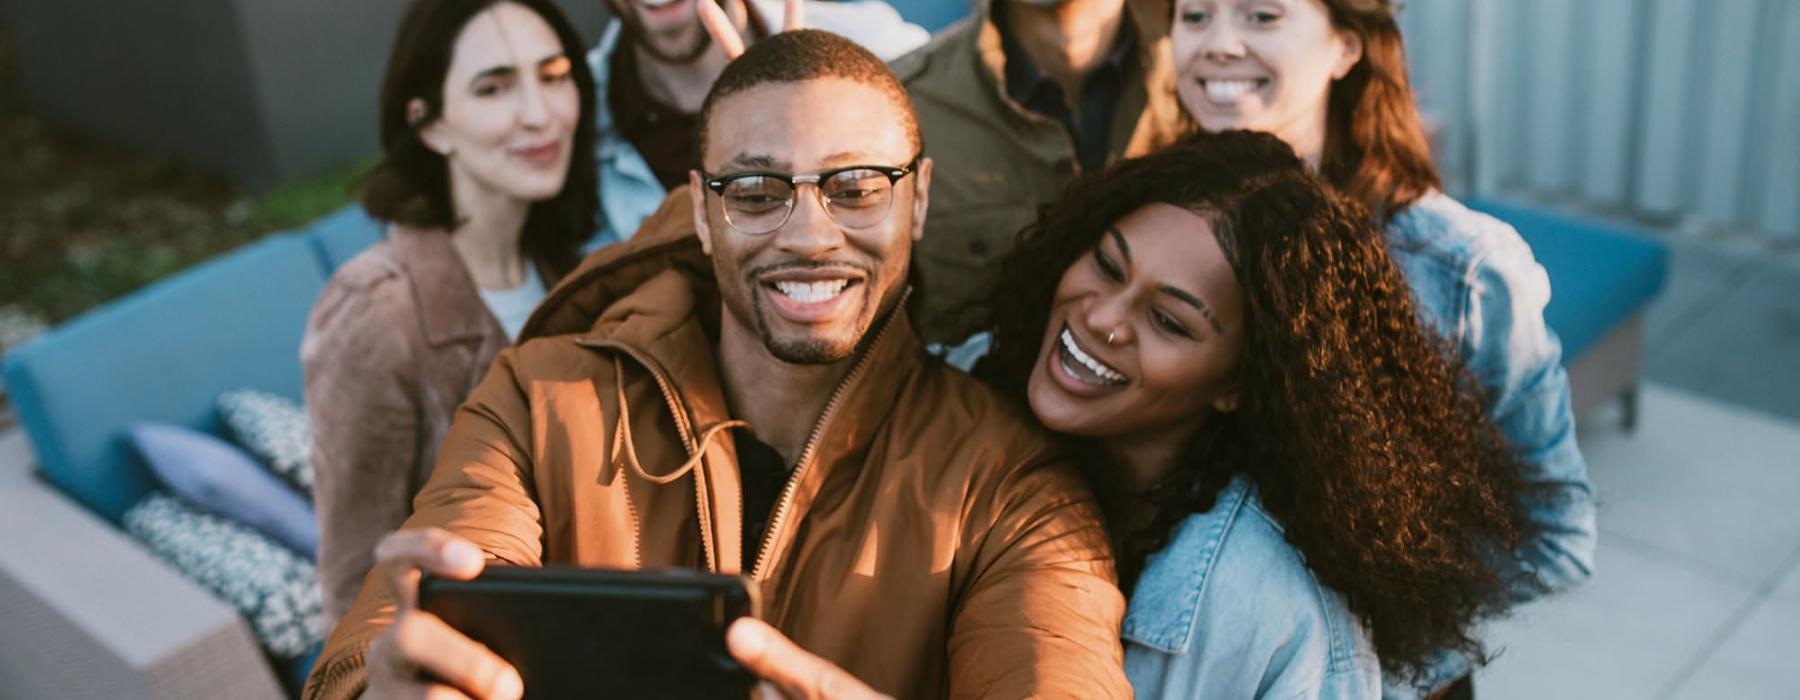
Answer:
[
  {"left": 305, "top": 30, "right": 1127, "bottom": 700},
  {"left": 588, "top": 0, "right": 925, "bottom": 245}
]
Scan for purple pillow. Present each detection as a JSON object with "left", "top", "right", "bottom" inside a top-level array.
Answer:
[{"left": 128, "top": 423, "right": 318, "bottom": 558}]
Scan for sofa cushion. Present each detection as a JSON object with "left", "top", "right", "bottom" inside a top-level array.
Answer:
[
  {"left": 219, "top": 389, "right": 313, "bottom": 498},
  {"left": 1466, "top": 199, "right": 1670, "bottom": 359},
  {"left": 1, "top": 233, "right": 328, "bottom": 523},
  {"left": 122, "top": 492, "right": 326, "bottom": 659},
  {"left": 306, "top": 205, "right": 383, "bottom": 273},
  {"left": 129, "top": 423, "right": 317, "bottom": 557}
]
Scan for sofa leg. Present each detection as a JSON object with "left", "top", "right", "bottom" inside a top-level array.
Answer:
[{"left": 1620, "top": 386, "right": 1640, "bottom": 433}]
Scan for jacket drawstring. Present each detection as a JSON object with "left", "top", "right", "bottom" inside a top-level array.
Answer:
[{"left": 612, "top": 361, "right": 748, "bottom": 485}]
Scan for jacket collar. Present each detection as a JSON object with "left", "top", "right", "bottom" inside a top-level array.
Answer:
[
  {"left": 383, "top": 227, "right": 507, "bottom": 348},
  {"left": 1120, "top": 475, "right": 1256, "bottom": 654}
]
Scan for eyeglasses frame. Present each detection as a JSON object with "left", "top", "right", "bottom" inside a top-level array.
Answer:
[{"left": 701, "top": 155, "right": 923, "bottom": 234}]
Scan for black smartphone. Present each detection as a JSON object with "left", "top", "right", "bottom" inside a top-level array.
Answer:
[{"left": 418, "top": 565, "right": 759, "bottom": 699}]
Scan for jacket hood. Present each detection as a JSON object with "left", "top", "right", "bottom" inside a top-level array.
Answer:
[{"left": 521, "top": 187, "right": 713, "bottom": 343}]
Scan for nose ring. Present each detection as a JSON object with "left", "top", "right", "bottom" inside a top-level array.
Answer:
[{"left": 1106, "top": 330, "right": 1119, "bottom": 345}]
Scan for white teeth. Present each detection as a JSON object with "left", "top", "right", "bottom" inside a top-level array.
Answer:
[
  {"left": 1060, "top": 330, "right": 1126, "bottom": 385},
  {"left": 1204, "top": 79, "right": 1261, "bottom": 102},
  {"left": 773, "top": 279, "right": 849, "bottom": 304}
]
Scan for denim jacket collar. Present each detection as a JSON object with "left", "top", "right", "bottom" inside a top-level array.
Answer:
[{"left": 1119, "top": 475, "right": 1256, "bottom": 654}]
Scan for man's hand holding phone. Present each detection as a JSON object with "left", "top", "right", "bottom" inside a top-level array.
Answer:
[
  {"left": 357, "top": 528, "right": 885, "bottom": 699},
  {"left": 363, "top": 528, "right": 523, "bottom": 700},
  {"left": 728, "top": 618, "right": 890, "bottom": 700}
]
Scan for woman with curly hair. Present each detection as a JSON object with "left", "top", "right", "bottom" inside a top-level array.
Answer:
[
  {"left": 978, "top": 130, "right": 1543, "bottom": 698},
  {"left": 1164, "top": 1, "right": 1596, "bottom": 695}
]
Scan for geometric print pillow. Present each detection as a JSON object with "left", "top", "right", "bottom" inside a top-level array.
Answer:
[
  {"left": 123, "top": 492, "right": 326, "bottom": 658},
  {"left": 218, "top": 389, "right": 313, "bottom": 499}
]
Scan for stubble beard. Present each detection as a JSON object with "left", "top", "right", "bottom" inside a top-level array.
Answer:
[{"left": 739, "top": 263, "right": 880, "bottom": 365}]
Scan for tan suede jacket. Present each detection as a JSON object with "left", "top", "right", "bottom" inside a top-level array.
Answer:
[
  {"left": 301, "top": 227, "right": 532, "bottom": 622},
  {"left": 302, "top": 193, "right": 1129, "bottom": 699},
  {"left": 893, "top": 0, "right": 1188, "bottom": 345}
]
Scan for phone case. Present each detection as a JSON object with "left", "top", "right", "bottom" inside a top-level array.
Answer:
[{"left": 419, "top": 565, "right": 759, "bottom": 699}]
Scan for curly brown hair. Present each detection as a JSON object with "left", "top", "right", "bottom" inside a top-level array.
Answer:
[{"left": 980, "top": 131, "right": 1543, "bottom": 679}]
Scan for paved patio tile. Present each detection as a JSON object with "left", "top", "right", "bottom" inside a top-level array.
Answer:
[
  {"left": 1643, "top": 261, "right": 1800, "bottom": 422},
  {"left": 1665, "top": 549, "right": 1800, "bottom": 699},
  {"left": 1775, "top": 556, "right": 1800, "bottom": 601},
  {"left": 1578, "top": 385, "right": 1800, "bottom": 587},
  {"left": 1474, "top": 535, "right": 1754, "bottom": 700},
  {"left": 1641, "top": 238, "right": 1756, "bottom": 350}
]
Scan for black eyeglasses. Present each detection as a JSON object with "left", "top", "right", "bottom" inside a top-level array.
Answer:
[{"left": 703, "top": 157, "right": 920, "bottom": 234}]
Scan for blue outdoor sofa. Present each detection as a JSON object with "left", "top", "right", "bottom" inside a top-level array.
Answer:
[
  {"left": 0, "top": 197, "right": 1665, "bottom": 699},
  {"left": 0, "top": 206, "right": 380, "bottom": 698},
  {"left": 1467, "top": 198, "right": 1670, "bottom": 427}
]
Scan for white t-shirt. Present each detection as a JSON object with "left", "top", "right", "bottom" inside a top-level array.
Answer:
[{"left": 477, "top": 265, "right": 548, "bottom": 341}]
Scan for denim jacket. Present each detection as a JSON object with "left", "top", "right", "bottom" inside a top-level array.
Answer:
[
  {"left": 1123, "top": 475, "right": 1382, "bottom": 699},
  {"left": 1379, "top": 191, "right": 1598, "bottom": 696},
  {"left": 583, "top": 5, "right": 929, "bottom": 249},
  {"left": 585, "top": 22, "right": 679, "bottom": 251}
]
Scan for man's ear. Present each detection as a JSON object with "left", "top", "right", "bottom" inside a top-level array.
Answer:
[
  {"left": 409, "top": 98, "right": 450, "bottom": 155},
  {"left": 689, "top": 170, "right": 714, "bottom": 255},
  {"left": 909, "top": 156, "right": 933, "bottom": 242},
  {"left": 1332, "top": 29, "right": 1364, "bottom": 80}
]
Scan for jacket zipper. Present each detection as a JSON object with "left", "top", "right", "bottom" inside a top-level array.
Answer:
[
  {"left": 579, "top": 339, "right": 717, "bottom": 572},
  {"left": 749, "top": 310, "right": 903, "bottom": 581}
]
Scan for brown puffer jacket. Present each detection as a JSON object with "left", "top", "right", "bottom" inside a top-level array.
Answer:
[{"left": 303, "top": 191, "right": 1129, "bottom": 699}]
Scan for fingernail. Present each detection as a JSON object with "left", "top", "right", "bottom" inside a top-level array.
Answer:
[
  {"left": 730, "top": 620, "right": 766, "bottom": 654},
  {"left": 494, "top": 668, "right": 523, "bottom": 700},
  {"left": 446, "top": 541, "right": 483, "bottom": 572}
]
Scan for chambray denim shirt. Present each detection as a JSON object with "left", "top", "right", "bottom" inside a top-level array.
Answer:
[
  {"left": 585, "top": 22, "right": 674, "bottom": 252},
  {"left": 1122, "top": 475, "right": 1382, "bottom": 699},
  {"left": 1376, "top": 191, "right": 1598, "bottom": 696}
]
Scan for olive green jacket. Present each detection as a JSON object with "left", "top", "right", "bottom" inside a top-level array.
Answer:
[{"left": 893, "top": 0, "right": 1188, "bottom": 345}]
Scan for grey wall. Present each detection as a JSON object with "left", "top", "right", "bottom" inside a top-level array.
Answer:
[
  {"left": 6, "top": 0, "right": 278, "bottom": 185},
  {"left": 4, "top": 0, "right": 610, "bottom": 191},
  {"left": 1404, "top": 0, "right": 1800, "bottom": 240}
]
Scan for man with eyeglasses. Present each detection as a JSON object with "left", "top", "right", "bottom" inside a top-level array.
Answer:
[
  {"left": 586, "top": 0, "right": 925, "bottom": 247},
  {"left": 304, "top": 30, "right": 1128, "bottom": 700}
]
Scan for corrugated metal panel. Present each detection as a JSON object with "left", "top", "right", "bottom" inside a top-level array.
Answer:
[
  {"left": 1697, "top": 0, "right": 1761, "bottom": 225},
  {"left": 1526, "top": 0, "right": 1580, "bottom": 193},
  {"left": 1409, "top": 0, "right": 1798, "bottom": 238},
  {"left": 1581, "top": 0, "right": 1641, "bottom": 207},
  {"left": 1635, "top": 0, "right": 1701, "bottom": 216},
  {"left": 1756, "top": 2, "right": 1800, "bottom": 237}
]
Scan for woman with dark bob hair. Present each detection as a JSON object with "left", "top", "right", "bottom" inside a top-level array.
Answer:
[
  {"left": 978, "top": 131, "right": 1543, "bottom": 698},
  {"left": 301, "top": 0, "right": 597, "bottom": 623},
  {"left": 1166, "top": 1, "right": 1595, "bottom": 695}
]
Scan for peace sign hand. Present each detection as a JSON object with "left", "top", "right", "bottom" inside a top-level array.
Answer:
[{"left": 697, "top": 0, "right": 805, "bottom": 59}]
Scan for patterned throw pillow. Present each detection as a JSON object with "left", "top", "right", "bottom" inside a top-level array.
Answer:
[
  {"left": 123, "top": 492, "right": 326, "bottom": 658},
  {"left": 219, "top": 389, "right": 313, "bottom": 498}
]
